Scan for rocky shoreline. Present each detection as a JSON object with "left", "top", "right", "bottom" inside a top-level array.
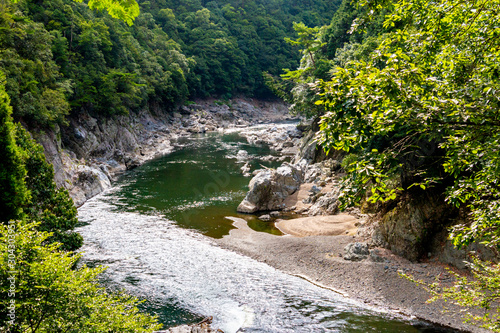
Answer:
[
  {"left": 35, "top": 98, "right": 295, "bottom": 207},
  {"left": 217, "top": 219, "right": 486, "bottom": 332},
  {"left": 223, "top": 122, "right": 493, "bottom": 332},
  {"left": 36, "top": 99, "right": 492, "bottom": 332}
]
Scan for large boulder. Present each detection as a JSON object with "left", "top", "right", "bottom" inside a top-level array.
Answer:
[
  {"left": 69, "top": 165, "right": 112, "bottom": 206},
  {"left": 378, "top": 193, "right": 453, "bottom": 262},
  {"left": 237, "top": 163, "right": 303, "bottom": 213},
  {"left": 307, "top": 188, "right": 340, "bottom": 216}
]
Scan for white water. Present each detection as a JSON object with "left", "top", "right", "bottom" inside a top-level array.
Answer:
[
  {"left": 76, "top": 128, "right": 451, "bottom": 332},
  {"left": 77, "top": 196, "right": 399, "bottom": 332}
]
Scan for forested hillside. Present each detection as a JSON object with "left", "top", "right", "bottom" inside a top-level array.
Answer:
[
  {"left": 1, "top": 0, "right": 348, "bottom": 331},
  {"left": 0, "top": 0, "right": 341, "bottom": 129},
  {"left": 3, "top": 0, "right": 500, "bottom": 330}
]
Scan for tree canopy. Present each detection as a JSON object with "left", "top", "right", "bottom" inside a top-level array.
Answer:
[
  {"left": 316, "top": 0, "right": 500, "bottom": 249},
  {"left": 0, "top": 0, "right": 343, "bottom": 128}
]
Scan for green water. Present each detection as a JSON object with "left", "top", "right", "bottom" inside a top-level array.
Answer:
[
  {"left": 109, "top": 131, "right": 283, "bottom": 237},
  {"left": 77, "top": 128, "right": 462, "bottom": 332}
]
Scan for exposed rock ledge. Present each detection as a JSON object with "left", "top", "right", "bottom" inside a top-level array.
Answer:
[{"left": 34, "top": 98, "right": 294, "bottom": 207}]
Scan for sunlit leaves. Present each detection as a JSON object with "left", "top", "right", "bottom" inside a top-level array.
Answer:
[
  {"left": 403, "top": 256, "right": 500, "bottom": 332},
  {"left": 317, "top": 0, "right": 500, "bottom": 250},
  {"left": 0, "top": 222, "right": 161, "bottom": 332},
  {"left": 79, "top": 0, "right": 139, "bottom": 26}
]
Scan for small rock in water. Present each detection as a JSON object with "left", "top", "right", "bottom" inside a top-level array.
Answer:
[
  {"left": 241, "top": 162, "right": 251, "bottom": 174},
  {"left": 236, "top": 150, "right": 249, "bottom": 160},
  {"left": 270, "top": 211, "right": 280, "bottom": 218},
  {"left": 259, "top": 214, "right": 271, "bottom": 221}
]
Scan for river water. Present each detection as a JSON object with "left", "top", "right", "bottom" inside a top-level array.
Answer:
[{"left": 76, "top": 125, "right": 457, "bottom": 332}]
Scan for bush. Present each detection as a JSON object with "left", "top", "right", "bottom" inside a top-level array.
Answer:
[{"left": 0, "top": 221, "right": 162, "bottom": 332}]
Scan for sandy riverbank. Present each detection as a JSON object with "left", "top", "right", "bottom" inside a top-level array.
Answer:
[{"left": 216, "top": 216, "right": 489, "bottom": 333}]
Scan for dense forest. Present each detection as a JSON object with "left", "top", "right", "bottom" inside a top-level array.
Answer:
[
  {"left": 2, "top": 0, "right": 500, "bottom": 331},
  {"left": 0, "top": 0, "right": 341, "bottom": 128}
]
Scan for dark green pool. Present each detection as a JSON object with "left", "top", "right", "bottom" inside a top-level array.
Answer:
[
  {"left": 108, "top": 131, "right": 284, "bottom": 237},
  {"left": 77, "top": 126, "right": 461, "bottom": 333}
]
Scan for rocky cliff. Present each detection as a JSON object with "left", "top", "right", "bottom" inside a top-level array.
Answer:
[{"left": 34, "top": 98, "right": 292, "bottom": 207}]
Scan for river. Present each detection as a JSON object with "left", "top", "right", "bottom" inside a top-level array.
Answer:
[{"left": 76, "top": 125, "right": 457, "bottom": 332}]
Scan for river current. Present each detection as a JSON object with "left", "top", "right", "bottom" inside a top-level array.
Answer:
[{"left": 76, "top": 125, "right": 456, "bottom": 332}]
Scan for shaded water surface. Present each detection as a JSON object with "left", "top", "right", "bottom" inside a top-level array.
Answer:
[{"left": 77, "top": 127, "right": 458, "bottom": 332}]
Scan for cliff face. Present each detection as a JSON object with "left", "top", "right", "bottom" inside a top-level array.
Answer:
[{"left": 34, "top": 99, "right": 291, "bottom": 207}]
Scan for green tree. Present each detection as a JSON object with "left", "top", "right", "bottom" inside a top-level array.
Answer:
[
  {"left": 15, "top": 124, "right": 83, "bottom": 250},
  {"left": 0, "top": 71, "right": 81, "bottom": 249},
  {"left": 0, "top": 72, "right": 29, "bottom": 222},
  {"left": 84, "top": 0, "right": 140, "bottom": 26},
  {"left": 313, "top": 0, "right": 500, "bottom": 329},
  {"left": 9, "top": 0, "right": 141, "bottom": 25},
  {"left": 284, "top": 22, "right": 324, "bottom": 70},
  {"left": 0, "top": 221, "right": 162, "bottom": 332},
  {"left": 317, "top": 0, "right": 500, "bottom": 247}
]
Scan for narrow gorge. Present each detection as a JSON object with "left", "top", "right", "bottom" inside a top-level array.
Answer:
[{"left": 62, "top": 99, "right": 478, "bottom": 332}]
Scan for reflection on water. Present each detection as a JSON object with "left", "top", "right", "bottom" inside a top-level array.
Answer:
[
  {"left": 76, "top": 127, "right": 459, "bottom": 332},
  {"left": 106, "top": 130, "right": 284, "bottom": 238}
]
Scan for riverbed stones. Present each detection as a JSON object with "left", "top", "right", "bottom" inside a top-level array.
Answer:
[
  {"left": 241, "top": 162, "right": 251, "bottom": 177},
  {"left": 344, "top": 242, "right": 370, "bottom": 261},
  {"left": 259, "top": 214, "right": 271, "bottom": 221},
  {"left": 236, "top": 150, "right": 249, "bottom": 160},
  {"left": 270, "top": 211, "right": 280, "bottom": 218}
]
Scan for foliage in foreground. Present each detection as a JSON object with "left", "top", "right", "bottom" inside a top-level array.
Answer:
[
  {"left": 402, "top": 256, "right": 500, "bottom": 332},
  {"left": 316, "top": 0, "right": 500, "bottom": 248},
  {"left": 0, "top": 74, "right": 82, "bottom": 250},
  {"left": 0, "top": 221, "right": 162, "bottom": 332},
  {"left": 15, "top": 124, "right": 83, "bottom": 250}
]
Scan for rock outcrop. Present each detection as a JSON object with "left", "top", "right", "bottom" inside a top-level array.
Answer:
[
  {"left": 343, "top": 242, "right": 370, "bottom": 261},
  {"left": 237, "top": 163, "right": 303, "bottom": 213},
  {"left": 238, "top": 124, "right": 301, "bottom": 157},
  {"left": 307, "top": 188, "right": 340, "bottom": 216},
  {"left": 377, "top": 193, "right": 453, "bottom": 262}
]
